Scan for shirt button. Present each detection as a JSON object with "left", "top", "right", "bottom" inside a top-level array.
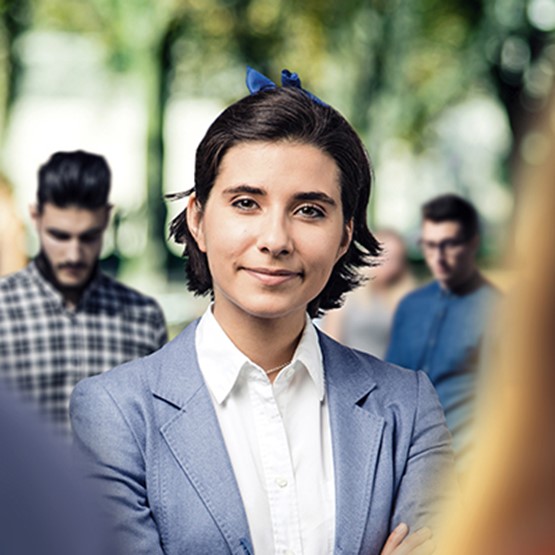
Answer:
[{"left": 275, "top": 477, "right": 288, "bottom": 488}]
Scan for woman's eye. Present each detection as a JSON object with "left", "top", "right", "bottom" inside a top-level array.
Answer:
[
  {"left": 297, "top": 204, "right": 325, "bottom": 219},
  {"left": 232, "top": 198, "right": 258, "bottom": 210}
]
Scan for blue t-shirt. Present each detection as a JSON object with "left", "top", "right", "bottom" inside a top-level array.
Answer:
[{"left": 386, "top": 279, "right": 498, "bottom": 453}]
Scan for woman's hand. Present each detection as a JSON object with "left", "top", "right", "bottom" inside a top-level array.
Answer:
[{"left": 380, "top": 523, "right": 434, "bottom": 555}]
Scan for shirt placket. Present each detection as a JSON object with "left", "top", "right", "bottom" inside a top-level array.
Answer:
[
  {"left": 66, "top": 309, "right": 84, "bottom": 388},
  {"left": 248, "top": 370, "right": 303, "bottom": 555},
  {"left": 421, "top": 291, "right": 450, "bottom": 373}
]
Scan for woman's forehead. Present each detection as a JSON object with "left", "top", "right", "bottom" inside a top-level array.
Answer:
[{"left": 213, "top": 141, "right": 341, "bottom": 197}]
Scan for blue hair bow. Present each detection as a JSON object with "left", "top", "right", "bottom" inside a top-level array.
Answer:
[{"left": 246, "top": 66, "right": 327, "bottom": 107}]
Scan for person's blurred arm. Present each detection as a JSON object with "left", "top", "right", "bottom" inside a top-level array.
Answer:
[{"left": 0, "top": 384, "right": 110, "bottom": 555}]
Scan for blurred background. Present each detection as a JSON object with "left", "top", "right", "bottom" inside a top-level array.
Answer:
[{"left": 0, "top": 0, "right": 552, "bottom": 335}]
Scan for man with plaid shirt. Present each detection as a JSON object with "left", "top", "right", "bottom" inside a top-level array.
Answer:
[{"left": 0, "top": 150, "right": 167, "bottom": 432}]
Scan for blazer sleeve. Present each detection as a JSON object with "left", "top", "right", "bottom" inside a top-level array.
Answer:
[
  {"left": 70, "top": 377, "right": 165, "bottom": 555},
  {"left": 391, "top": 370, "right": 455, "bottom": 532}
]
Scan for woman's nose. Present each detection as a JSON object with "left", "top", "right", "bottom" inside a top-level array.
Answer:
[{"left": 256, "top": 211, "right": 293, "bottom": 257}]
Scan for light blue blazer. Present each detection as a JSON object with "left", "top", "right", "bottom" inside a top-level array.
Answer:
[{"left": 70, "top": 320, "right": 452, "bottom": 555}]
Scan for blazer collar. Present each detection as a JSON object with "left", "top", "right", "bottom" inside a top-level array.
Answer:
[
  {"left": 319, "top": 331, "right": 386, "bottom": 555},
  {"left": 150, "top": 321, "right": 254, "bottom": 555},
  {"left": 149, "top": 320, "right": 204, "bottom": 409}
]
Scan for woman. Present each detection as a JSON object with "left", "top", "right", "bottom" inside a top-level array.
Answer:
[
  {"left": 70, "top": 68, "right": 452, "bottom": 554},
  {"left": 321, "top": 229, "right": 416, "bottom": 358}
]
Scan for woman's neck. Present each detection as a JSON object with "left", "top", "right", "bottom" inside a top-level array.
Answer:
[{"left": 211, "top": 304, "right": 306, "bottom": 376}]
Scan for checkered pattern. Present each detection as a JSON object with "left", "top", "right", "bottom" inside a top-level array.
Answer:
[{"left": 0, "top": 261, "right": 167, "bottom": 433}]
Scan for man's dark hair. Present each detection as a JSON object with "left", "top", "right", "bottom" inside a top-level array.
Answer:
[
  {"left": 170, "top": 86, "right": 380, "bottom": 317},
  {"left": 37, "top": 150, "right": 111, "bottom": 212},
  {"left": 422, "top": 193, "right": 480, "bottom": 240}
]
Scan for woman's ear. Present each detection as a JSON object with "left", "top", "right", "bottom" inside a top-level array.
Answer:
[
  {"left": 337, "top": 218, "right": 354, "bottom": 261},
  {"left": 186, "top": 193, "right": 207, "bottom": 253}
]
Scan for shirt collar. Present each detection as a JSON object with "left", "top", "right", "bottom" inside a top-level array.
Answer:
[
  {"left": 195, "top": 306, "right": 325, "bottom": 405},
  {"left": 287, "top": 313, "right": 325, "bottom": 401},
  {"left": 30, "top": 257, "right": 102, "bottom": 311},
  {"left": 28, "top": 260, "right": 65, "bottom": 307}
]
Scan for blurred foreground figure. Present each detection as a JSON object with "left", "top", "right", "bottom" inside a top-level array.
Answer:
[
  {"left": 436, "top": 96, "right": 555, "bottom": 555},
  {"left": 322, "top": 229, "right": 416, "bottom": 358},
  {"left": 0, "top": 383, "right": 110, "bottom": 555},
  {"left": 0, "top": 173, "right": 27, "bottom": 275},
  {"left": 0, "top": 150, "right": 167, "bottom": 433},
  {"left": 386, "top": 194, "right": 500, "bottom": 465}
]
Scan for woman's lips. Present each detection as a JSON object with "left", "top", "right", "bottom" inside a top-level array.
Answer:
[{"left": 242, "top": 267, "right": 302, "bottom": 286}]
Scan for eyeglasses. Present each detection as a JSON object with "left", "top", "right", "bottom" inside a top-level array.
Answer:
[{"left": 419, "top": 237, "right": 468, "bottom": 254}]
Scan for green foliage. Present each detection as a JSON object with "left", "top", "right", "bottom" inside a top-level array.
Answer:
[{"left": 1, "top": 0, "right": 554, "bottom": 274}]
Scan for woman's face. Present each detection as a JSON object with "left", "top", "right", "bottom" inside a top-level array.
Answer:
[{"left": 188, "top": 141, "right": 353, "bottom": 329}]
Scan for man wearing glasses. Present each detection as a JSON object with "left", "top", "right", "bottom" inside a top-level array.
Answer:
[{"left": 386, "top": 193, "right": 499, "bottom": 467}]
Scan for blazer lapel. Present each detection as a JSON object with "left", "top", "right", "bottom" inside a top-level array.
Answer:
[
  {"left": 320, "top": 332, "right": 386, "bottom": 555},
  {"left": 151, "top": 322, "right": 253, "bottom": 555}
]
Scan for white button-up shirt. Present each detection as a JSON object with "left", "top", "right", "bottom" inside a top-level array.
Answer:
[{"left": 196, "top": 308, "right": 336, "bottom": 555}]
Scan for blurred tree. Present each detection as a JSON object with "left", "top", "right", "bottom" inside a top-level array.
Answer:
[
  {"left": 81, "top": 0, "right": 187, "bottom": 278},
  {"left": 28, "top": 0, "right": 193, "bottom": 279},
  {"left": 2, "top": 0, "right": 553, "bottom": 278},
  {"left": 0, "top": 0, "right": 32, "bottom": 140},
  {"left": 341, "top": 0, "right": 554, "bottom": 170}
]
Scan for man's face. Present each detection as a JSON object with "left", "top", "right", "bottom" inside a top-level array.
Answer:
[
  {"left": 31, "top": 203, "right": 110, "bottom": 290},
  {"left": 420, "top": 220, "right": 479, "bottom": 290}
]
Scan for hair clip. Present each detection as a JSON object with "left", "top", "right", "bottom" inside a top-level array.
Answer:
[
  {"left": 165, "top": 188, "right": 195, "bottom": 201},
  {"left": 246, "top": 66, "right": 328, "bottom": 107}
]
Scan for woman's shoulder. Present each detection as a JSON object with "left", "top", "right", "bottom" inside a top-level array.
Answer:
[
  {"left": 318, "top": 329, "right": 424, "bottom": 390},
  {"left": 73, "top": 320, "right": 200, "bottom": 400},
  {"left": 319, "top": 330, "right": 445, "bottom": 438}
]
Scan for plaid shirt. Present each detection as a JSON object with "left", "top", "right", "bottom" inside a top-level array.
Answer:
[{"left": 0, "top": 261, "right": 167, "bottom": 432}]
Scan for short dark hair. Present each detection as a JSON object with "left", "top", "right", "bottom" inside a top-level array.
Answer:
[
  {"left": 422, "top": 193, "right": 479, "bottom": 240},
  {"left": 37, "top": 150, "right": 111, "bottom": 212},
  {"left": 170, "top": 86, "right": 380, "bottom": 317}
]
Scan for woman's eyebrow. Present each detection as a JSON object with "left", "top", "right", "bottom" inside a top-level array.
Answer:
[
  {"left": 294, "top": 191, "right": 337, "bottom": 206},
  {"left": 222, "top": 184, "right": 265, "bottom": 196},
  {"left": 221, "top": 185, "right": 337, "bottom": 206}
]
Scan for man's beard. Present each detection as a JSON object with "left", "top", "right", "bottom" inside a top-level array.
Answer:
[{"left": 35, "top": 250, "right": 97, "bottom": 299}]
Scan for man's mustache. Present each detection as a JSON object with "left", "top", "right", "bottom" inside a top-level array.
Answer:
[{"left": 57, "top": 262, "right": 88, "bottom": 271}]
